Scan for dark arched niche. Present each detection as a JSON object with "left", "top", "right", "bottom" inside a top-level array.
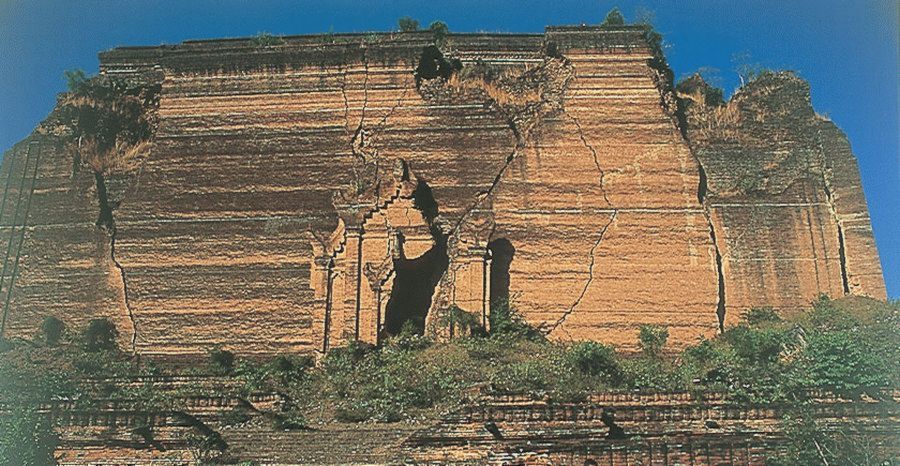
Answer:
[{"left": 488, "top": 238, "right": 515, "bottom": 309}]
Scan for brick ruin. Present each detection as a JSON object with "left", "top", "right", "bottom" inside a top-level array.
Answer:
[
  {"left": 42, "top": 387, "right": 900, "bottom": 464},
  {"left": 0, "top": 25, "right": 886, "bottom": 356}
]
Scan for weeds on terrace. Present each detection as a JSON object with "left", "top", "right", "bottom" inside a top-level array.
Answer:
[
  {"left": 0, "top": 297, "right": 897, "bottom": 460},
  {"left": 229, "top": 296, "right": 898, "bottom": 424},
  {"left": 251, "top": 31, "right": 284, "bottom": 47},
  {"left": 428, "top": 21, "right": 449, "bottom": 45},
  {"left": 676, "top": 75, "right": 742, "bottom": 143},
  {"left": 57, "top": 72, "right": 157, "bottom": 172}
]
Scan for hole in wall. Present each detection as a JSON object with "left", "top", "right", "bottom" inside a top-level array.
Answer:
[
  {"left": 414, "top": 45, "right": 461, "bottom": 87},
  {"left": 382, "top": 179, "right": 448, "bottom": 336},
  {"left": 382, "top": 233, "right": 448, "bottom": 336}
]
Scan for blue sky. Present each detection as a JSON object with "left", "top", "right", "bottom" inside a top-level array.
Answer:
[{"left": 1, "top": 0, "right": 897, "bottom": 297}]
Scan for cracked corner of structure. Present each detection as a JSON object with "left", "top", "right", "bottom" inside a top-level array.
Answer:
[
  {"left": 546, "top": 210, "right": 618, "bottom": 337},
  {"left": 671, "top": 77, "right": 729, "bottom": 333},
  {"left": 695, "top": 162, "right": 727, "bottom": 332},
  {"left": 815, "top": 130, "right": 851, "bottom": 296},
  {"left": 683, "top": 149, "right": 728, "bottom": 332}
]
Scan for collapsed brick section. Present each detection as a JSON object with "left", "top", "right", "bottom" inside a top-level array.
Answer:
[
  {"left": 677, "top": 72, "right": 887, "bottom": 326},
  {"left": 0, "top": 27, "right": 886, "bottom": 356}
]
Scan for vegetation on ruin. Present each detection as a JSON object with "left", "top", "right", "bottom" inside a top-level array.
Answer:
[
  {"left": 1, "top": 296, "right": 897, "bottom": 464},
  {"left": 600, "top": 7, "right": 625, "bottom": 27},
  {"left": 250, "top": 31, "right": 284, "bottom": 47},
  {"left": 55, "top": 70, "right": 159, "bottom": 230},
  {"left": 59, "top": 71, "right": 158, "bottom": 171},
  {"left": 397, "top": 16, "right": 419, "bottom": 32},
  {"left": 428, "top": 20, "right": 449, "bottom": 46},
  {"left": 0, "top": 296, "right": 900, "bottom": 465}
]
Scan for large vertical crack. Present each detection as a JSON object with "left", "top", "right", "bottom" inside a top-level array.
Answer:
[
  {"left": 339, "top": 64, "right": 352, "bottom": 137},
  {"left": 813, "top": 126, "right": 851, "bottom": 295},
  {"left": 566, "top": 109, "right": 612, "bottom": 207},
  {"left": 820, "top": 168, "right": 851, "bottom": 295},
  {"left": 695, "top": 162, "right": 727, "bottom": 331},
  {"left": 92, "top": 171, "right": 137, "bottom": 353},
  {"left": 834, "top": 220, "right": 850, "bottom": 294},
  {"left": 675, "top": 88, "right": 727, "bottom": 330},
  {"left": 109, "top": 219, "right": 137, "bottom": 353},
  {"left": 546, "top": 210, "right": 618, "bottom": 336}
]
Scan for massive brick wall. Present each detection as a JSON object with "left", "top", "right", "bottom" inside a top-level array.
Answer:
[
  {"left": 677, "top": 73, "right": 887, "bottom": 327},
  {"left": 0, "top": 26, "right": 885, "bottom": 355}
]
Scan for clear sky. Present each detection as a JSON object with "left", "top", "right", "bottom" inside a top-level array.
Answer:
[{"left": 1, "top": 0, "right": 898, "bottom": 297}]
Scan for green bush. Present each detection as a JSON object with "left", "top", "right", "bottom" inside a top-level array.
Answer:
[
  {"left": 638, "top": 324, "right": 668, "bottom": 356},
  {"left": 621, "top": 356, "right": 686, "bottom": 391},
  {"left": 490, "top": 360, "right": 550, "bottom": 395},
  {"left": 804, "top": 295, "right": 858, "bottom": 331},
  {"left": 566, "top": 341, "right": 620, "bottom": 383},
  {"left": 83, "top": 318, "right": 118, "bottom": 352},
  {"left": 40, "top": 316, "right": 65, "bottom": 346},
  {"left": 743, "top": 307, "right": 782, "bottom": 327},
  {"left": 273, "top": 410, "right": 307, "bottom": 430},
  {"left": 398, "top": 16, "right": 419, "bottom": 32},
  {"left": 601, "top": 7, "right": 625, "bottom": 26},
  {"left": 428, "top": 21, "right": 449, "bottom": 45},
  {"left": 488, "top": 299, "right": 543, "bottom": 341},
  {"left": 220, "top": 407, "right": 252, "bottom": 427},
  {"left": 272, "top": 353, "right": 313, "bottom": 376},
  {"left": 71, "top": 350, "right": 128, "bottom": 378},
  {"left": 208, "top": 348, "right": 235, "bottom": 374},
  {"left": 797, "top": 330, "right": 891, "bottom": 396},
  {"left": 388, "top": 322, "right": 433, "bottom": 351},
  {"left": 0, "top": 407, "right": 59, "bottom": 466},
  {"left": 251, "top": 32, "right": 283, "bottom": 47},
  {"left": 722, "top": 325, "right": 786, "bottom": 366},
  {"left": 63, "top": 69, "right": 89, "bottom": 94}
]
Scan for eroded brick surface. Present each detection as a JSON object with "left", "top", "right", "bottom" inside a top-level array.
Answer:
[{"left": 0, "top": 27, "right": 885, "bottom": 357}]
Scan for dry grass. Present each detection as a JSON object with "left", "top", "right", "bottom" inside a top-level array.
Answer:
[
  {"left": 79, "top": 138, "right": 151, "bottom": 175},
  {"left": 446, "top": 72, "right": 542, "bottom": 108},
  {"left": 683, "top": 90, "right": 742, "bottom": 142}
]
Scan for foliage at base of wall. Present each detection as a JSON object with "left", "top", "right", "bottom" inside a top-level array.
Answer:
[{"left": 0, "top": 296, "right": 897, "bottom": 464}]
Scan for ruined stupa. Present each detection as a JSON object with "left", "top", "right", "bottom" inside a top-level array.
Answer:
[{"left": 0, "top": 25, "right": 885, "bottom": 356}]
